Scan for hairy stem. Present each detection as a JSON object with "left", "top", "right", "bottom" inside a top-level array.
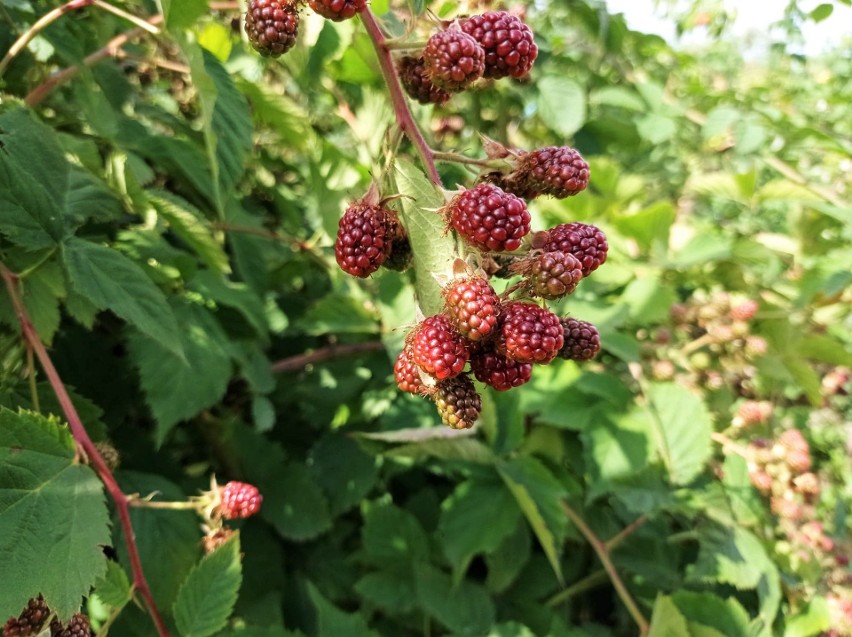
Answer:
[
  {"left": 271, "top": 341, "right": 385, "bottom": 373},
  {"left": 0, "top": 263, "right": 171, "bottom": 637},
  {"left": 358, "top": 7, "right": 443, "bottom": 187},
  {"left": 561, "top": 500, "right": 650, "bottom": 635}
]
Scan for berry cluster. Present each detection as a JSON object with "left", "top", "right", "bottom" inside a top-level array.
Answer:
[
  {"left": 3, "top": 597, "right": 92, "bottom": 637},
  {"left": 747, "top": 429, "right": 817, "bottom": 522}
]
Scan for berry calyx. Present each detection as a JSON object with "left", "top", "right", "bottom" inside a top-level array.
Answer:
[
  {"left": 432, "top": 375, "right": 481, "bottom": 429},
  {"left": 459, "top": 11, "right": 538, "bottom": 79},
  {"left": 3, "top": 596, "right": 50, "bottom": 637},
  {"left": 423, "top": 30, "right": 485, "bottom": 91},
  {"left": 442, "top": 276, "right": 500, "bottom": 342},
  {"left": 410, "top": 315, "right": 469, "bottom": 380},
  {"left": 398, "top": 56, "right": 452, "bottom": 106},
  {"left": 450, "top": 183, "right": 531, "bottom": 252},
  {"left": 470, "top": 343, "right": 532, "bottom": 390},
  {"left": 244, "top": 0, "right": 300, "bottom": 58},
  {"left": 220, "top": 481, "right": 263, "bottom": 519},
  {"left": 308, "top": 0, "right": 364, "bottom": 21},
  {"left": 394, "top": 347, "right": 427, "bottom": 394},
  {"left": 558, "top": 318, "right": 600, "bottom": 362},
  {"left": 335, "top": 201, "right": 398, "bottom": 278},
  {"left": 520, "top": 251, "right": 584, "bottom": 299},
  {"left": 496, "top": 302, "right": 564, "bottom": 364},
  {"left": 539, "top": 222, "right": 608, "bottom": 277}
]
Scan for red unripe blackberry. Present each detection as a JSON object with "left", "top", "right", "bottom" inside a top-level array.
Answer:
[
  {"left": 496, "top": 302, "right": 564, "bottom": 364},
  {"left": 730, "top": 299, "right": 759, "bottom": 322},
  {"left": 733, "top": 400, "right": 773, "bottom": 427},
  {"left": 433, "top": 375, "right": 481, "bottom": 429},
  {"left": 450, "top": 183, "right": 531, "bottom": 252},
  {"left": 540, "top": 222, "right": 608, "bottom": 277},
  {"left": 398, "top": 56, "right": 452, "bottom": 106},
  {"left": 523, "top": 251, "right": 583, "bottom": 299},
  {"left": 4, "top": 596, "right": 50, "bottom": 637},
  {"left": 558, "top": 318, "right": 600, "bottom": 362},
  {"left": 513, "top": 146, "right": 590, "bottom": 199},
  {"left": 459, "top": 11, "right": 538, "bottom": 79},
  {"left": 442, "top": 277, "right": 500, "bottom": 342},
  {"left": 749, "top": 468, "right": 773, "bottom": 494},
  {"left": 410, "top": 315, "right": 469, "bottom": 380},
  {"left": 50, "top": 614, "right": 91, "bottom": 637},
  {"left": 778, "top": 428, "right": 809, "bottom": 454},
  {"left": 308, "top": 0, "right": 364, "bottom": 21},
  {"left": 394, "top": 347, "right": 427, "bottom": 394},
  {"left": 423, "top": 30, "right": 485, "bottom": 91},
  {"left": 244, "top": 0, "right": 300, "bottom": 57},
  {"left": 470, "top": 343, "right": 532, "bottom": 391},
  {"left": 335, "top": 202, "right": 397, "bottom": 278},
  {"left": 220, "top": 481, "right": 263, "bottom": 519}
]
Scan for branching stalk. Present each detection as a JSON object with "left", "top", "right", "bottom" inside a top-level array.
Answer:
[{"left": 0, "top": 263, "right": 171, "bottom": 637}]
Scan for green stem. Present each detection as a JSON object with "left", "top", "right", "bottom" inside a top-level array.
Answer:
[
  {"left": 545, "top": 569, "right": 609, "bottom": 607},
  {"left": 383, "top": 39, "right": 428, "bottom": 51},
  {"left": 431, "top": 151, "right": 503, "bottom": 169}
]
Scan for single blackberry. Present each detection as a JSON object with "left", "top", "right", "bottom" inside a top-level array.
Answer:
[
  {"left": 398, "top": 56, "right": 452, "bottom": 106},
  {"left": 423, "top": 30, "right": 485, "bottom": 91},
  {"left": 508, "top": 146, "right": 590, "bottom": 199},
  {"left": 521, "top": 251, "right": 583, "bottom": 299},
  {"left": 558, "top": 318, "right": 600, "bottom": 362},
  {"left": 496, "top": 302, "right": 564, "bottom": 364},
  {"left": 442, "top": 276, "right": 500, "bottom": 342},
  {"left": 459, "top": 10, "right": 538, "bottom": 79},
  {"left": 470, "top": 343, "right": 532, "bottom": 390},
  {"left": 244, "top": 0, "right": 300, "bottom": 57},
  {"left": 50, "top": 615, "right": 90, "bottom": 637},
  {"left": 308, "top": 0, "right": 364, "bottom": 21},
  {"left": 433, "top": 375, "right": 481, "bottom": 429},
  {"left": 394, "top": 347, "right": 426, "bottom": 394},
  {"left": 4, "top": 596, "right": 50, "bottom": 637},
  {"left": 220, "top": 481, "right": 263, "bottom": 519},
  {"left": 540, "top": 222, "right": 608, "bottom": 277},
  {"left": 410, "top": 315, "right": 469, "bottom": 380},
  {"left": 450, "top": 183, "right": 531, "bottom": 252},
  {"left": 335, "top": 202, "right": 397, "bottom": 278}
]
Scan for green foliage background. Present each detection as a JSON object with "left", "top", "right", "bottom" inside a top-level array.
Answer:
[{"left": 0, "top": 0, "right": 850, "bottom": 636}]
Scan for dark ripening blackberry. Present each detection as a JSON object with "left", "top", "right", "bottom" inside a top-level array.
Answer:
[
  {"left": 442, "top": 276, "right": 500, "bottom": 342},
  {"left": 522, "top": 251, "right": 583, "bottom": 300},
  {"left": 410, "top": 315, "right": 469, "bottom": 380},
  {"left": 394, "top": 347, "right": 427, "bottom": 394},
  {"left": 558, "top": 318, "right": 600, "bottom": 362},
  {"left": 433, "top": 375, "right": 481, "bottom": 429},
  {"left": 511, "top": 146, "right": 590, "bottom": 199},
  {"left": 398, "top": 56, "right": 452, "bottom": 106},
  {"left": 4, "top": 596, "right": 50, "bottom": 637},
  {"left": 459, "top": 10, "right": 538, "bottom": 79},
  {"left": 450, "top": 183, "right": 531, "bottom": 252},
  {"left": 470, "top": 343, "right": 532, "bottom": 391},
  {"left": 540, "top": 222, "right": 608, "bottom": 277},
  {"left": 335, "top": 202, "right": 397, "bottom": 278},
  {"left": 220, "top": 481, "right": 263, "bottom": 519},
  {"left": 496, "top": 302, "right": 564, "bottom": 364},
  {"left": 50, "top": 615, "right": 91, "bottom": 637},
  {"left": 423, "top": 30, "right": 485, "bottom": 92},
  {"left": 244, "top": 0, "right": 300, "bottom": 57},
  {"left": 308, "top": 0, "right": 364, "bottom": 21}
]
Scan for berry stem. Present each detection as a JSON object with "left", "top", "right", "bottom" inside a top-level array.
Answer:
[
  {"left": 358, "top": 7, "right": 443, "bottom": 187},
  {"left": 127, "top": 497, "right": 200, "bottom": 511},
  {"left": 0, "top": 263, "right": 172, "bottom": 637},
  {"left": 431, "top": 150, "right": 505, "bottom": 169},
  {"left": 270, "top": 340, "right": 385, "bottom": 373},
  {"left": 561, "top": 500, "right": 650, "bottom": 635},
  {"left": 382, "top": 39, "right": 429, "bottom": 51},
  {"left": 545, "top": 569, "right": 609, "bottom": 607}
]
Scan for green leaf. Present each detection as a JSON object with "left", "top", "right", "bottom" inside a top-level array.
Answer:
[
  {"left": 0, "top": 259, "right": 65, "bottom": 345},
  {"left": 414, "top": 563, "right": 496, "bottom": 636},
  {"left": 0, "top": 409, "right": 109, "bottom": 620},
  {"left": 438, "top": 478, "right": 521, "bottom": 577},
  {"left": 394, "top": 160, "right": 457, "bottom": 316},
  {"left": 261, "top": 462, "right": 332, "bottom": 541},
  {"left": 160, "top": 0, "right": 207, "bottom": 30},
  {"left": 362, "top": 502, "right": 429, "bottom": 564},
  {"left": 497, "top": 456, "right": 568, "bottom": 584},
  {"left": 590, "top": 87, "right": 645, "bottom": 111},
  {"left": 485, "top": 521, "right": 531, "bottom": 593},
  {"left": 94, "top": 561, "right": 132, "bottom": 609},
  {"left": 637, "top": 113, "right": 677, "bottom": 144},
  {"left": 148, "top": 190, "right": 230, "bottom": 273},
  {"left": 309, "top": 434, "right": 378, "bottom": 516},
  {"left": 62, "top": 237, "right": 183, "bottom": 356},
  {"left": 354, "top": 571, "right": 417, "bottom": 614},
  {"left": 582, "top": 410, "right": 652, "bottom": 496},
  {"left": 670, "top": 591, "right": 751, "bottom": 637},
  {"left": 688, "top": 524, "right": 768, "bottom": 590},
  {"left": 174, "top": 535, "right": 243, "bottom": 637},
  {"left": 308, "top": 583, "right": 381, "bottom": 637},
  {"left": 538, "top": 77, "right": 586, "bottom": 137},
  {"left": 127, "top": 301, "right": 232, "bottom": 445},
  {"left": 189, "top": 270, "right": 269, "bottom": 341},
  {"left": 645, "top": 383, "right": 712, "bottom": 485},
  {"left": 648, "top": 595, "right": 690, "bottom": 637},
  {"left": 784, "top": 596, "right": 830, "bottom": 637}
]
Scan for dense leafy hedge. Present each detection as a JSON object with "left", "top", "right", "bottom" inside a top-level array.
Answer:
[{"left": 0, "top": 1, "right": 850, "bottom": 636}]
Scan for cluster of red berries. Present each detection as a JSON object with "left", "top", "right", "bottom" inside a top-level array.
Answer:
[
  {"left": 3, "top": 597, "right": 91, "bottom": 637},
  {"left": 244, "top": 0, "right": 367, "bottom": 57},
  {"left": 399, "top": 10, "right": 538, "bottom": 105}
]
